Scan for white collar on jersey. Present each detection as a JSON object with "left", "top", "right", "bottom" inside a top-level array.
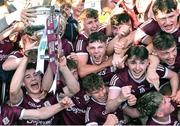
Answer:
[
  {"left": 152, "top": 115, "right": 171, "bottom": 125},
  {"left": 128, "top": 69, "right": 146, "bottom": 83},
  {"left": 91, "top": 97, "right": 106, "bottom": 106}
]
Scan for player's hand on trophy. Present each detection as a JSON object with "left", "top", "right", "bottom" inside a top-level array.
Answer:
[
  {"left": 22, "top": 34, "right": 39, "bottom": 62},
  {"left": 22, "top": 34, "right": 39, "bottom": 51},
  {"left": 21, "top": 8, "right": 37, "bottom": 26},
  {"left": 13, "top": 21, "right": 25, "bottom": 32},
  {"left": 57, "top": 56, "right": 68, "bottom": 69},
  {"left": 67, "top": 52, "right": 79, "bottom": 65}
]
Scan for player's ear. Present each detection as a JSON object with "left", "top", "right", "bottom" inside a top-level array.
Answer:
[
  {"left": 86, "top": 91, "right": 90, "bottom": 96},
  {"left": 155, "top": 110, "right": 164, "bottom": 118},
  {"left": 86, "top": 45, "right": 90, "bottom": 52}
]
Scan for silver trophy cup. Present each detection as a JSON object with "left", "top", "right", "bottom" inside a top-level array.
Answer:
[{"left": 24, "top": 5, "right": 67, "bottom": 61}]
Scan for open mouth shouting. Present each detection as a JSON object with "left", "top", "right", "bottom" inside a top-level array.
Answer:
[{"left": 92, "top": 55, "right": 103, "bottom": 65}]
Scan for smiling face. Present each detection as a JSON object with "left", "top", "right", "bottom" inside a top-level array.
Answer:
[
  {"left": 111, "top": 13, "right": 132, "bottom": 37},
  {"left": 72, "top": 0, "right": 84, "bottom": 17},
  {"left": 126, "top": 56, "right": 149, "bottom": 79},
  {"left": 88, "top": 85, "right": 108, "bottom": 103},
  {"left": 156, "top": 45, "right": 177, "bottom": 66},
  {"left": 62, "top": 7, "right": 71, "bottom": 17},
  {"left": 24, "top": 69, "right": 42, "bottom": 95},
  {"left": 155, "top": 10, "right": 179, "bottom": 33},
  {"left": 83, "top": 18, "right": 100, "bottom": 36},
  {"left": 87, "top": 41, "right": 106, "bottom": 65}
]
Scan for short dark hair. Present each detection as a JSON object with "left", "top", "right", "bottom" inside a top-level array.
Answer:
[
  {"left": 26, "top": 62, "right": 44, "bottom": 78},
  {"left": 136, "top": 91, "right": 163, "bottom": 117},
  {"left": 79, "top": 8, "right": 98, "bottom": 21},
  {"left": 126, "top": 45, "right": 149, "bottom": 60},
  {"left": 81, "top": 73, "right": 104, "bottom": 92},
  {"left": 88, "top": 32, "right": 108, "bottom": 44},
  {"left": 152, "top": 0, "right": 177, "bottom": 16},
  {"left": 153, "top": 31, "right": 176, "bottom": 51},
  {"left": 67, "top": 59, "right": 77, "bottom": 70},
  {"left": 26, "top": 62, "right": 36, "bottom": 70},
  {"left": 111, "top": 13, "right": 130, "bottom": 26}
]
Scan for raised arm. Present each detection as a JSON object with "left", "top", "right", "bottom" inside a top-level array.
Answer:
[
  {"left": 166, "top": 69, "right": 179, "bottom": 97},
  {"left": 58, "top": 56, "right": 80, "bottom": 96},
  {"left": 106, "top": 30, "right": 136, "bottom": 56},
  {"left": 42, "top": 56, "right": 80, "bottom": 97},
  {"left": 41, "top": 63, "right": 54, "bottom": 92},
  {"left": 21, "top": 96, "right": 73, "bottom": 120},
  {"left": 146, "top": 54, "right": 160, "bottom": 90},
  {"left": 3, "top": 33, "right": 39, "bottom": 71},
  {"left": 10, "top": 56, "right": 28, "bottom": 105},
  {"left": 106, "top": 35, "right": 119, "bottom": 55},
  {"left": 0, "top": 10, "right": 21, "bottom": 34},
  {"left": 106, "top": 86, "right": 132, "bottom": 113},
  {"left": 0, "top": 8, "right": 37, "bottom": 41},
  {"left": 0, "top": 21, "right": 24, "bottom": 41},
  {"left": 2, "top": 56, "right": 23, "bottom": 71},
  {"left": 77, "top": 54, "right": 113, "bottom": 78}
]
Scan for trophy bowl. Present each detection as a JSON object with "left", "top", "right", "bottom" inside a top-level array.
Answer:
[
  {"left": 28, "top": 5, "right": 68, "bottom": 37},
  {"left": 27, "top": 5, "right": 56, "bottom": 38},
  {"left": 30, "top": 5, "right": 54, "bottom": 26},
  {"left": 24, "top": 5, "right": 67, "bottom": 61}
]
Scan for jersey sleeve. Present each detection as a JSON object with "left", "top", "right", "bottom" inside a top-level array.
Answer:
[
  {"left": 156, "top": 64, "right": 168, "bottom": 78},
  {"left": 109, "top": 74, "right": 125, "bottom": 89},
  {"left": 139, "top": 18, "right": 160, "bottom": 36}
]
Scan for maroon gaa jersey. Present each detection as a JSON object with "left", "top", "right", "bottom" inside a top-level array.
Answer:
[
  {"left": 0, "top": 105, "right": 22, "bottom": 125},
  {"left": 139, "top": 18, "right": 180, "bottom": 48},
  {"left": 109, "top": 65, "right": 167, "bottom": 98},
  {"left": 87, "top": 56, "right": 116, "bottom": 85},
  {"left": 146, "top": 102, "right": 180, "bottom": 125},
  {"left": 16, "top": 82, "right": 64, "bottom": 125},
  {"left": 48, "top": 81, "right": 90, "bottom": 125},
  {"left": 0, "top": 38, "right": 15, "bottom": 65},
  {"left": 74, "top": 33, "right": 88, "bottom": 54},
  {"left": 85, "top": 97, "right": 125, "bottom": 125},
  {"left": 160, "top": 50, "right": 180, "bottom": 73},
  {"left": 62, "top": 90, "right": 90, "bottom": 125},
  {"left": 61, "top": 38, "right": 74, "bottom": 56}
]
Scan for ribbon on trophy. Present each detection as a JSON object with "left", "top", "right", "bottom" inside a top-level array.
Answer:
[
  {"left": 36, "top": 31, "right": 47, "bottom": 74},
  {"left": 46, "top": 7, "right": 62, "bottom": 94}
]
